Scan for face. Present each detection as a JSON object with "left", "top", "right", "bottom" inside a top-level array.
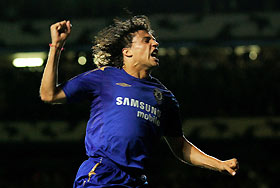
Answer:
[{"left": 125, "top": 30, "right": 159, "bottom": 68}]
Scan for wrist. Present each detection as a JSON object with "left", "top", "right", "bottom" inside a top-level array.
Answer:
[{"left": 49, "top": 43, "right": 64, "bottom": 51}]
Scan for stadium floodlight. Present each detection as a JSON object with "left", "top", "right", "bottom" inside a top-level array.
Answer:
[
  {"left": 12, "top": 52, "right": 47, "bottom": 68},
  {"left": 78, "top": 56, "right": 87, "bottom": 65},
  {"left": 13, "top": 58, "right": 44, "bottom": 67}
]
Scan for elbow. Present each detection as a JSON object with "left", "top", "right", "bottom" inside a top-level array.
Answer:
[
  {"left": 40, "top": 89, "right": 56, "bottom": 103},
  {"left": 39, "top": 86, "right": 53, "bottom": 103},
  {"left": 40, "top": 93, "right": 55, "bottom": 103},
  {"left": 40, "top": 89, "right": 65, "bottom": 104}
]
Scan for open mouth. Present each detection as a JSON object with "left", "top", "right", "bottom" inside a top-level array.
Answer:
[{"left": 151, "top": 49, "right": 159, "bottom": 62}]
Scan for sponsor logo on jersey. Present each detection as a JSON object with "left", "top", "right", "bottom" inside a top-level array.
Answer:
[
  {"left": 116, "top": 83, "right": 132, "bottom": 87},
  {"left": 115, "top": 96, "right": 161, "bottom": 126}
]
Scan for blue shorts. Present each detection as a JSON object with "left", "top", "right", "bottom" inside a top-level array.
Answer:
[{"left": 73, "top": 156, "right": 149, "bottom": 188}]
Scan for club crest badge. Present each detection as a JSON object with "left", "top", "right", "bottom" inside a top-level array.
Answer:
[{"left": 153, "top": 88, "right": 163, "bottom": 104}]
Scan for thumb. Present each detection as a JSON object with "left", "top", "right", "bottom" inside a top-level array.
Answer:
[{"left": 225, "top": 165, "right": 236, "bottom": 176}]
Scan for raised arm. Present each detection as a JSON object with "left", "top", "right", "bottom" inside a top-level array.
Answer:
[
  {"left": 40, "top": 20, "right": 71, "bottom": 104},
  {"left": 164, "top": 135, "right": 239, "bottom": 176}
]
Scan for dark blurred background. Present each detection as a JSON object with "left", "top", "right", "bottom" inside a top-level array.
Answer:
[{"left": 0, "top": 0, "right": 279, "bottom": 187}]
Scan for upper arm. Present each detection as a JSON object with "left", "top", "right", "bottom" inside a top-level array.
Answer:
[
  {"left": 51, "top": 87, "right": 67, "bottom": 104},
  {"left": 164, "top": 136, "right": 186, "bottom": 160},
  {"left": 40, "top": 86, "right": 67, "bottom": 104},
  {"left": 164, "top": 135, "right": 193, "bottom": 164}
]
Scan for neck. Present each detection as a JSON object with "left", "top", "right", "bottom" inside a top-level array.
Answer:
[{"left": 122, "top": 63, "right": 151, "bottom": 79}]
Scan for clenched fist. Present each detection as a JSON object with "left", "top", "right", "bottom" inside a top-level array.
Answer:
[
  {"left": 50, "top": 20, "right": 72, "bottom": 49},
  {"left": 220, "top": 158, "right": 239, "bottom": 176}
]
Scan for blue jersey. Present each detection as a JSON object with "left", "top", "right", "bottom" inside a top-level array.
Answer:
[{"left": 62, "top": 67, "right": 183, "bottom": 170}]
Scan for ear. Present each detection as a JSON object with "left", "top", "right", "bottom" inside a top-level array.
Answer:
[{"left": 122, "top": 48, "right": 133, "bottom": 58}]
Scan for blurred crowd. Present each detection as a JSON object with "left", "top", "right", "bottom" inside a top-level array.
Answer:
[
  {"left": 0, "top": 44, "right": 279, "bottom": 187},
  {"left": 1, "top": 45, "right": 280, "bottom": 120}
]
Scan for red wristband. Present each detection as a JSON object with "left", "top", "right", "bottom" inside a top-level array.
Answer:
[{"left": 49, "top": 43, "right": 64, "bottom": 51}]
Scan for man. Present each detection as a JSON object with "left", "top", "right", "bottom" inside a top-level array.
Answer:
[{"left": 40, "top": 15, "right": 238, "bottom": 188}]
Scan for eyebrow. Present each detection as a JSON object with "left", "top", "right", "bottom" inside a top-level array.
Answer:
[{"left": 142, "top": 36, "right": 156, "bottom": 41}]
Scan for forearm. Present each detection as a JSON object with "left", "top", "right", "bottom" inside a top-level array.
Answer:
[
  {"left": 165, "top": 136, "right": 238, "bottom": 176},
  {"left": 40, "top": 20, "right": 71, "bottom": 103},
  {"left": 40, "top": 47, "right": 62, "bottom": 102},
  {"left": 182, "top": 139, "right": 222, "bottom": 172}
]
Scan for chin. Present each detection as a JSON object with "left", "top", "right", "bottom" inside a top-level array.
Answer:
[
  {"left": 154, "top": 60, "right": 159, "bottom": 66},
  {"left": 150, "top": 61, "right": 159, "bottom": 69}
]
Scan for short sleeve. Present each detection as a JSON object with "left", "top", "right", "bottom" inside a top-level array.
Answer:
[
  {"left": 62, "top": 69, "right": 102, "bottom": 103},
  {"left": 161, "top": 95, "right": 183, "bottom": 137}
]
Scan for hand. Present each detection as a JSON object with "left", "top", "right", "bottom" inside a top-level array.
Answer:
[
  {"left": 220, "top": 158, "right": 239, "bottom": 176},
  {"left": 50, "top": 20, "right": 72, "bottom": 48}
]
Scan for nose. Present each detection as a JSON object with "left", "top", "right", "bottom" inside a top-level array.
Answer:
[{"left": 152, "top": 39, "right": 159, "bottom": 47}]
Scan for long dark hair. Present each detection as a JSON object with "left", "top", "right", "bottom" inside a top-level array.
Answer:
[{"left": 92, "top": 15, "right": 153, "bottom": 68}]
